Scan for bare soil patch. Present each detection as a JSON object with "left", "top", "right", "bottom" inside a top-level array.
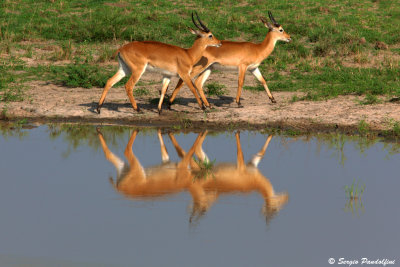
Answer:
[{"left": 1, "top": 70, "right": 399, "bottom": 133}]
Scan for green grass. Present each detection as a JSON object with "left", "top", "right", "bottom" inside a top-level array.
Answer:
[
  {"left": 1, "top": 0, "right": 400, "bottom": 103},
  {"left": 358, "top": 120, "right": 370, "bottom": 136},
  {"left": 358, "top": 94, "right": 382, "bottom": 105},
  {"left": 244, "top": 85, "right": 264, "bottom": 92},
  {"left": 205, "top": 82, "right": 226, "bottom": 96},
  {"left": 52, "top": 62, "right": 110, "bottom": 88}
]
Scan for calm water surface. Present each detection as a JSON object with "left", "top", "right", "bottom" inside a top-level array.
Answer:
[{"left": 0, "top": 125, "right": 399, "bottom": 267}]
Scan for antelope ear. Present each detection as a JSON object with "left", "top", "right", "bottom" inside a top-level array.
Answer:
[
  {"left": 188, "top": 27, "right": 200, "bottom": 35},
  {"left": 260, "top": 17, "right": 273, "bottom": 30}
]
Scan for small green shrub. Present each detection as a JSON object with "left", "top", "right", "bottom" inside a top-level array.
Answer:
[
  {"left": 206, "top": 82, "right": 226, "bottom": 96},
  {"left": 359, "top": 94, "right": 382, "bottom": 105}
]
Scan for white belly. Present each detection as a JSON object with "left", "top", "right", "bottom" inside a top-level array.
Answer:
[
  {"left": 208, "top": 63, "right": 260, "bottom": 72},
  {"left": 146, "top": 64, "right": 178, "bottom": 77}
]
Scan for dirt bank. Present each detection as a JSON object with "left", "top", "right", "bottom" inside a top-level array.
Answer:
[{"left": 1, "top": 70, "right": 399, "bottom": 133}]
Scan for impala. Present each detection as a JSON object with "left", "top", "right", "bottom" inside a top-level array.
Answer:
[
  {"left": 168, "top": 11, "right": 291, "bottom": 108},
  {"left": 97, "top": 129, "right": 288, "bottom": 225},
  {"left": 96, "top": 12, "right": 221, "bottom": 114}
]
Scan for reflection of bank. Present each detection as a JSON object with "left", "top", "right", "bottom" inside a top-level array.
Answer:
[{"left": 97, "top": 128, "right": 289, "bottom": 225}]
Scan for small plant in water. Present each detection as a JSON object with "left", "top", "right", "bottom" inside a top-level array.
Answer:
[
  {"left": 344, "top": 179, "right": 366, "bottom": 216},
  {"left": 193, "top": 158, "right": 216, "bottom": 181},
  {"left": 344, "top": 179, "right": 365, "bottom": 200}
]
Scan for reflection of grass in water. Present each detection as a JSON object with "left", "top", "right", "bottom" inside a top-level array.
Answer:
[
  {"left": 0, "top": 121, "right": 30, "bottom": 140},
  {"left": 344, "top": 198, "right": 365, "bottom": 217},
  {"left": 193, "top": 158, "right": 216, "bottom": 181}
]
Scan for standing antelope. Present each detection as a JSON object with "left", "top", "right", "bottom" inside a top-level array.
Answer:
[
  {"left": 168, "top": 11, "right": 291, "bottom": 108},
  {"left": 97, "top": 129, "right": 288, "bottom": 225},
  {"left": 96, "top": 12, "right": 221, "bottom": 114}
]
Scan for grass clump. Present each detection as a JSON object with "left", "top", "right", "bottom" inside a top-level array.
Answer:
[
  {"left": 205, "top": 82, "right": 226, "bottom": 96},
  {"left": 48, "top": 58, "right": 118, "bottom": 89},
  {"left": 358, "top": 94, "right": 382, "bottom": 105},
  {"left": 57, "top": 63, "right": 107, "bottom": 88}
]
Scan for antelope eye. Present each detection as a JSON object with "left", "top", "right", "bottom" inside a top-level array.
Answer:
[
  {"left": 208, "top": 34, "right": 213, "bottom": 39},
  {"left": 279, "top": 29, "right": 284, "bottom": 32}
]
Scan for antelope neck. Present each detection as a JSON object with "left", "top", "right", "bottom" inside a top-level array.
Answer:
[
  {"left": 187, "top": 38, "right": 208, "bottom": 64},
  {"left": 260, "top": 33, "right": 277, "bottom": 58}
]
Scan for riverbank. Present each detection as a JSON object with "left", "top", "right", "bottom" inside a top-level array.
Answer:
[{"left": 1, "top": 70, "right": 399, "bottom": 136}]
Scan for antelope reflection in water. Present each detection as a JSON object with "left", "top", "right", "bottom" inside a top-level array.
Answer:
[{"left": 97, "top": 129, "right": 288, "bottom": 224}]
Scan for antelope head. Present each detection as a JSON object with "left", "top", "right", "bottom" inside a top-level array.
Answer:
[
  {"left": 261, "top": 11, "right": 292, "bottom": 43},
  {"left": 189, "top": 11, "right": 222, "bottom": 48}
]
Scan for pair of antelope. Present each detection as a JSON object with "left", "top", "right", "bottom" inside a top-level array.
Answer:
[
  {"left": 97, "top": 11, "right": 291, "bottom": 114},
  {"left": 97, "top": 129, "right": 289, "bottom": 224}
]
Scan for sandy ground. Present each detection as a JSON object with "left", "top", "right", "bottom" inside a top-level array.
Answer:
[{"left": 1, "top": 69, "right": 400, "bottom": 133}]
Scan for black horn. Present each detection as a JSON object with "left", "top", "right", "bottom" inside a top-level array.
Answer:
[
  {"left": 192, "top": 12, "right": 202, "bottom": 31},
  {"left": 195, "top": 12, "right": 210, "bottom": 33},
  {"left": 260, "top": 16, "right": 268, "bottom": 25},
  {"left": 192, "top": 11, "right": 210, "bottom": 33},
  {"left": 268, "top": 11, "right": 280, "bottom": 27}
]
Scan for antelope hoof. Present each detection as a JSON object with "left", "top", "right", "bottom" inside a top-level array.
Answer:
[
  {"left": 135, "top": 107, "right": 142, "bottom": 113},
  {"left": 270, "top": 97, "right": 276, "bottom": 104},
  {"left": 237, "top": 102, "right": 243, "bottom": 108},
  {"left": 158, "top": 109, "right": 162, "bottom": 115},
  {"left": 201, "top": 104, "right": 206, "bottom": 110},
  {"left": 96, "top": 127, "right": 102, "bottom": 134},
  {"left": 96, "top": 105, "right": 102, "bottom": 114}
]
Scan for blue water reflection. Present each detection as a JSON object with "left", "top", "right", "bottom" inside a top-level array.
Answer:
[{"left": 0, "top": 125, "right": 399, "bottom": 267}]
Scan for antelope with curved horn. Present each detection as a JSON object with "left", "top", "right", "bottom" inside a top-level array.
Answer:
[
  {"left": 96, "top": 12, "right": 221, "bottom": 114},
  {"left": 168, "top": 11, "right": 291, "bottom": 108},
  {"left": 97, "top": 129, "right": 288, "bottom": 225},
  {"left": 185, "top": 131, "right": 289, "bottom": 224}
]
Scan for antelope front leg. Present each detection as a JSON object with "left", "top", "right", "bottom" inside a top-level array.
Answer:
[
  {"left": 180, "top": 74, "right": 205, "bottom": 110},
  {"left": 235, "top": 65, "right": 247, "bottom": 107},
  {"left": 250, "top": 67, "right": 276, "bottom": 103},
  {"left": 194, "top": 68, "right": 212, "bottom": 108},
  {"left": 170, "top": 59, "right": 211, "bottom": 108}
]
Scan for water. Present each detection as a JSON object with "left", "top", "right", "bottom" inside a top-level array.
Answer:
[{"left": 0, "top": 125, "right": 399, "bottom": 267}]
